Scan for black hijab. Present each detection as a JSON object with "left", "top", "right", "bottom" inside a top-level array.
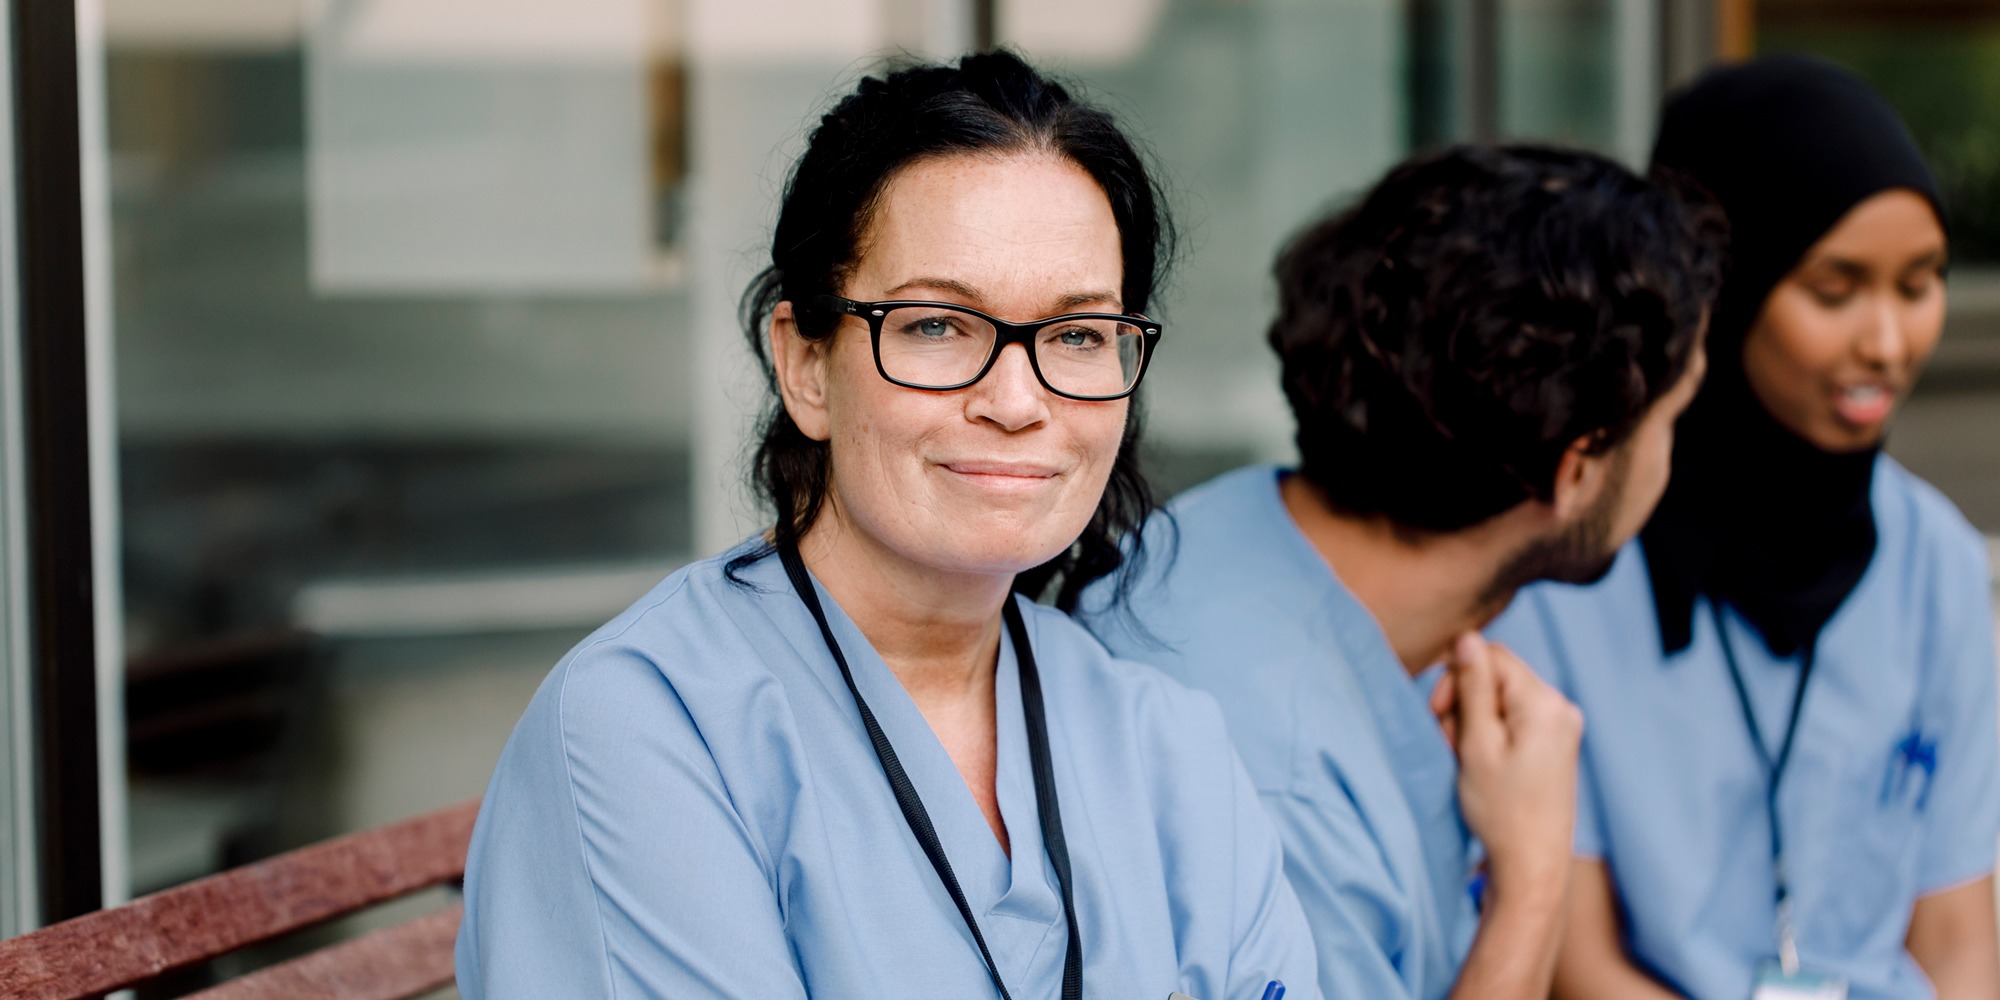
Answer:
[{"left": 1641, "top": 55, "right": 1943, "bottom": 657}]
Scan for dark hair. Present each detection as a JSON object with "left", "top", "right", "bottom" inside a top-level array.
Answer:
[
  {"left": 730, "top": 50, "right": 1175, "bottom": 609},
  {"left": 1269, "top": 144, "right": 1726, "bottom": 533}
]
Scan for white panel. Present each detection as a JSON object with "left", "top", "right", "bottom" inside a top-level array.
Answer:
[
  {"left": 306, "top": 0, "right": 658, "bottom": 293},
  {"left": 687, "top": 0, "right": 880, "bottom": 63},
  {"left": 335, "top": 0, "right": 652, "bottom": 62},
  {"left": 1001, "top": 0, "right": 1165, "bottom": 65}
]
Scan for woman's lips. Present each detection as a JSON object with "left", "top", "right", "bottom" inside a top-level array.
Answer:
[
  {"left": 939, "top": 460, "right": 1062, "bottom": 480},
  {"left": 937, "top": 460, "right": 1064, "bottom": 495},
  {"left": 1832, "top": 382, "right": 1896, "bottom": 429}
]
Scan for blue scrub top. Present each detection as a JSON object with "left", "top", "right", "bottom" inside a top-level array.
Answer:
[
  {"left": 1081, "top": 466, "right": 1478, "bottom": 1000},
  {"left": 1488, "top": 456, "right": 2000, "bottom": 1000},
  {"left": 455, "top": 537, "right": 1319, "bottom": 1000}
]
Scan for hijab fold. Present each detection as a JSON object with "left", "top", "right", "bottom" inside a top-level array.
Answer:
[{"left": 1641, "top": 55, "right": 1942, "bottom": 657}]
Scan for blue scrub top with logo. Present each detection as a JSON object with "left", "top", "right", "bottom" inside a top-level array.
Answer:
[
  {"left": 455, "top": 537, "right": 1319, "bottom": 1000},
  {"left": 1488, "top": 456, "right": 2000, "bottom": 1000},
  {"left": 1081, "top": 465, "right": 1478, "bottom": 1000}
]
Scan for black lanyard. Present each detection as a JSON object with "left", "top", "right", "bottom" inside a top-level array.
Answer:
[
  {"left": 1712, "top": 602, "right": 1817, "bottom": 972},
  {"left": 779, "top": 542, "right": 1083, "bottom": 1000}
]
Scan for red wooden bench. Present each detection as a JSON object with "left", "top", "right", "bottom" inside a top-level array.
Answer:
[{"left": 0, "top": 798, "right": 477, "bottom": 1000}]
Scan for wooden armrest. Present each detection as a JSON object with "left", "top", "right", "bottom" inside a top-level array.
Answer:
[
  {"left": 186, "top": 903, "right": 462, "bottom": 1000},
  {"left": 0, "top": 799, "right": 477, "bottom": 1000}
]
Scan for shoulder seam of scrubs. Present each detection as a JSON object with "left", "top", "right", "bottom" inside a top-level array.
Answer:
[
  {"left": 558, "top": 570, "right": 697, "bottom": 670},
  {"left": 553, "top": 642, "right": 632, "bottom": 1000},
  {"left": 548, "top": 568, "right": 719, "bottom": 997}
]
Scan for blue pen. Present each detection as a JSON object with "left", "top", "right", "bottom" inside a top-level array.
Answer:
[{"left": 1259, "top": 981, "right": 1285, "bottom": 1000}]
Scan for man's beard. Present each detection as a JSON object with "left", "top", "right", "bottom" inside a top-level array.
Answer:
[{"left": 1480, "top": 447, "right": 1631, "bottom": 609}]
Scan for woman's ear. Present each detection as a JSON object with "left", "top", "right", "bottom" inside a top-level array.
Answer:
[
  {"left": 1549, "top": 435, "right": 1607, "bottom": 521},
  {"left": 771, "top": 301, "right": 833, "bottom": 442}
]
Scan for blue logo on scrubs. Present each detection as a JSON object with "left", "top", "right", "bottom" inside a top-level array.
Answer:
[{"left": 1881, "top": 731, "right": 1937, "bottom": 811}]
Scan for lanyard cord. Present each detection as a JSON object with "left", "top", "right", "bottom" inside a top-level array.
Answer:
[
  {"left": 1711, "top": 601, "right": 1817, "bottom": 971},
  {"left": 779, "top": 542, "right": 1084, "bottom": 1000}
]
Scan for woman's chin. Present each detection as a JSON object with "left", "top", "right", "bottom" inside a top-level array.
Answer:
[
  {"left": 1807, "top": 415, "right": 1892, "bottom": 454},
  {"left": 919, "top": 534, "right": 1080, "bottom": 580}
]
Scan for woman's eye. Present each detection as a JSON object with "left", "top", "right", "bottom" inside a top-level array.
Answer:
[
  {"left": 904, "top": 317, "right": 959, "bottom": 338},
  {"left": 1807, "top": 283, "right": 1855, "bottom": 307},
  {"left": 1054, "top": 326, "right": 1102, "bottom": 348}
]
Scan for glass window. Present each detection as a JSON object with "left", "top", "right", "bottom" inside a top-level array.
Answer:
[
  {"left": 1002, "top": 0, "right": 1413, "bottom": 491},
  {"left": 93, "top": 0, "right": 955, "bottom": 986},
  {"left": 1500, "top": 0, "right": 1619, "bottom": 150},
  {"left": 1001, "top": 0, "right": 1654, "bottom": 492}
]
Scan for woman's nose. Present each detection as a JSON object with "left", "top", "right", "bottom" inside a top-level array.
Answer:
[
  {"left": 1855, "top": 291, "right": 1913, "bottom": 371},
  {"left": 965, "top": 343, "right": 1051, "bottom": 431}
]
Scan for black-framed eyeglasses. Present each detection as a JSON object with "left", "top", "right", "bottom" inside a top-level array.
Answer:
[{"left": 813, "top": 295, "right": 1162, "bottom": 401}]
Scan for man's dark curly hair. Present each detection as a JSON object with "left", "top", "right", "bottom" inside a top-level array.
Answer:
[{"left": 1270, "top": 144, "right": 1726, "bottom": 533}]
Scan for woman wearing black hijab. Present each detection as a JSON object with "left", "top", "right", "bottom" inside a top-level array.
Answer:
[{"left": 1488, "top": 56, "right": 2000, "bottom": 998}]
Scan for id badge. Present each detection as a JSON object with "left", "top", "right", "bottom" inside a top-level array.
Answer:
[{"left": 1752, "top": 961, "right": 1847, "bottom": 1000}]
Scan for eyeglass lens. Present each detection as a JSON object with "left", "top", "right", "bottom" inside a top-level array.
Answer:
[{"left": 876, "top": 305, "right": 1146, "bottom": 396}]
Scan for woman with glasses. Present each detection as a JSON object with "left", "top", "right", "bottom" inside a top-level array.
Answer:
[
  {"left": 1490, "top": 56, "right": 2000, "bottom": 998},
  {"left": 455, "top": 52, "right": 1318, "bottom": 999}
]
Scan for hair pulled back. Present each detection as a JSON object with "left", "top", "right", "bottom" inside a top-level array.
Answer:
[
  {"left": 1270, "top": 144, "right": 1725, "bottom": 533},
  {"left": 732, "top": 50, "right": 1175, "bottom": 609}
]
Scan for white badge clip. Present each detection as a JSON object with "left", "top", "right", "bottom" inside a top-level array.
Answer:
[
  {"left": 1751, "top": 898, "right": 1846, "bottom": 1000},
  {"left": 1752, "top": 962, "right": 1847, "bottom": 1000}
]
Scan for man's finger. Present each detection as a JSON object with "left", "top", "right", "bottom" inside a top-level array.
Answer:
[
  {"left": 1430, "top": 670, "right": 1457, "bottom": 721},
  {"left": 1431, "top": 670, "right": 1461, "bottom": 753},
  {"left": 1449, "top": 632, "right": 1504, "bottom": 751},
  {"left": 1489, "top": 642, "right": 1554, "bottom": 720}
]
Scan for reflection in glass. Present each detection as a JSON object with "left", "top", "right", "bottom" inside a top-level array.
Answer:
[{"left": 102, "top": 1, "right": 695, "bottom": 989}]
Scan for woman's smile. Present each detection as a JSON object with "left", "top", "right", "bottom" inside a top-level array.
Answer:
[
  {"left": 935, "top": 457, "right": 1067, "bottom": 491},
  {"left": 1830, "top": 378, "right": 1898, "bottom": 430}
]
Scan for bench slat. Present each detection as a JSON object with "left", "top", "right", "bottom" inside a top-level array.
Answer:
[
  {"left": 0, "top": 799, "right": 477, "bottom": 1000},
  {"left": 185, "top": 903, "right": 462, "bottom": 1000}
]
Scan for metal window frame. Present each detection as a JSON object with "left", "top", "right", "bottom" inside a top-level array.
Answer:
[
  {"left": 11, "top": 0, "right": 102, "bottom": 926},
  {"left": 974, "top": 0, "right": 994, "bottom": 50},
  {"left": 1407, "top": 0, "right": 1683, "bottom": 160},
  {"left": 0, "top": 0, "right": 32, "bottom": 941}
]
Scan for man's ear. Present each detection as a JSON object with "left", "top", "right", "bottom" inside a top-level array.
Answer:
[
  {"left": 770, "top": 301, "right": 833, "bottom": 442},
  {"left": 1549, "top": 434, "right": 1606, "bottom": 521}
]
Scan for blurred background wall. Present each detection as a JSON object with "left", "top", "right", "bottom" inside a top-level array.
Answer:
[{"left": 4, "top": 0, "right": 1999, "bottom": 992}]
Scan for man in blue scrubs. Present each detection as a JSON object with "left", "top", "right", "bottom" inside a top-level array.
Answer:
[{"left": 1081, "top": 146, "right": 1724, "bottom": 1000}]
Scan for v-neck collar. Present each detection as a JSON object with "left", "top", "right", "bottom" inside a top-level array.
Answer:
[
  {"left": 762, "top": 553, "right": 1067, "bottom": 945},
  {"left": 1254, "top": 470, "right": 1459, "bottom": 792},
  {"left": 1236, "top": 468, "right": 1472, "bottom": 927}
]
